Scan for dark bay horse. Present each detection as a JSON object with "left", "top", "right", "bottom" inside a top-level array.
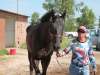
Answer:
[{"left": 26, "top": 10, "right": 66, "bottom": 75}]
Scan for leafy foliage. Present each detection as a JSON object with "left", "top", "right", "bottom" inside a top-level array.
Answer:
[
  {"left": 99, "top": 16, "right": 100, "bottom": 28},
  {"left": 43, "top": 0, "right": 74, "bottom": 17},
  {"left": 42, "top": 0, "right": 95, "bottom": 30},
  {"left": 77, "top": 6, "right": 95, "bottom": 28},
  {"left": 31, "top": 12, "right": 39, "bottom": 25},
  {"left": 0, "top": 49, "right": 8, "bottom": 55},
  {"left": 20, "top": 43, "right": 27, "bottom": 49},
  {"left": 64, "top": 18, "right": 77, "bottom": 31},
  {"left": 60, "top": 36, "right": 71, "bottom": 49}
]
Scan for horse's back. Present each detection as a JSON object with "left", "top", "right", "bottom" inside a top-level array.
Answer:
[{"left": 26, "top": 23, "right": 39, "bottom": 33}]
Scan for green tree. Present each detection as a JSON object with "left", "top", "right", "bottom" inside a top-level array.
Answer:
[
  {"left": 64, "top": 17, "right": 77, "bottom": 31},
  {"left": 42, "top": 0, "right": 55, "bottom": 11},
  {"left": 99, "top": 16, "right": 100, "bottom": 28},
  {"left": 43, "top": 0, "right": 74, "bottom": 17},
  {"left": 77, "top": 6, "right": 95, "bottom": 28},
  {"left": 31, "top": 12, "right": 39, "bottom": 25},
  {"left": 75, "top": 2, "right": 84, "bottom": 13}
]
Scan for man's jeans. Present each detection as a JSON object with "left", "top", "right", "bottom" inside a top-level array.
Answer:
[{"left": 69, "top": 64, "right": 90, "bottom": 75}]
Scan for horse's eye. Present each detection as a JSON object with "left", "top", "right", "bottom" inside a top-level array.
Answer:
[{"left": 50, "top": 27, "right": 57, "bottom": 34}]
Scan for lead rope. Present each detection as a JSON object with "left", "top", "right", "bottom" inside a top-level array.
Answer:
[{"left": 55, "top": 51, "right": 68, "bottom": 74}]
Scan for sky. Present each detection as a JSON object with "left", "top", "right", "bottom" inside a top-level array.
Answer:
[
  {"left": 0, "top": 0, "right": 46, "bottom": 17},
  {"left": 0, "top": 0, "right": 100, "bottom": 20}
]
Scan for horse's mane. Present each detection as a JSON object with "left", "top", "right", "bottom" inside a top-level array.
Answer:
[
  {"left": 40, "top": 10, "right": 54, "bottom": 23},
  {"left": 26, "top": 10, "right": 54, "bottom": 33}
]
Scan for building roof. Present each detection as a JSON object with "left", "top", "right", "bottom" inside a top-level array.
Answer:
[{"left": 0, "top": 9, "right": 28, "bottom": 18}]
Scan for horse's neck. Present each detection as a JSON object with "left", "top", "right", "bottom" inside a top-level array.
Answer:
[
  {"left": 37, "top": 22, "right": 50, "bottom": 47},
  {"left": 39, "top": 22, "right": 50, "bottom": 32}
]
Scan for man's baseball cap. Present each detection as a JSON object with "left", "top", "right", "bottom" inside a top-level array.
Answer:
[{"left": 77, "top": 26, "right": 87, "bottom": 33}]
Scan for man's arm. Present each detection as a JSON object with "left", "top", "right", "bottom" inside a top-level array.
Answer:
[{"left": 88, "top": 47, "right": 96, "bottom": 71}]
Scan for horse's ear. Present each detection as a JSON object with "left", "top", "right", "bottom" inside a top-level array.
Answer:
[
  {"left": 49, "top": 16, "right": 55, "bottom": 22},
  {"left": 61, "top": 10, "right": 66, "bottom": 19},
  {"left": 49, "top": 9, "right": 55, "bottom": 15},
  {"left": 49, "top": 10, "right": 55, "bottom": 22}
]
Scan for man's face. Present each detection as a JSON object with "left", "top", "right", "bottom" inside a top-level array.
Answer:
[
  {"left": 78, "top": 29, "right": 86, "bottom": 38},
  {"left": 78, "top": 32, "right": 86, "bottom": 38}
]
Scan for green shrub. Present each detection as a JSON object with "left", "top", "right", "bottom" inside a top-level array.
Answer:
[
  {"left": 20, "top": 43, "right": 27, "bottom": 49},
  {"left": 60, "top": 36, "right": 71, "bottom": 49},
  {"left": 0, "top": 49, "right": 8, "bottom": 55}
]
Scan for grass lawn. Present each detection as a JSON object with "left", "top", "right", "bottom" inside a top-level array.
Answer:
[
  {"left": 0, "top": 49, "right": 16, "bottom": 62},
  {"left": 0, "top": 55, "right": 9, "bottom": 62},
  {"left": 0, "top": 55, "right": 16, "bottom": 62}
]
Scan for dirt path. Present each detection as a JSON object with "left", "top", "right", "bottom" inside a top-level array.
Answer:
[{"left": 0, "top": 49, "right": 100, "bottom": 75}]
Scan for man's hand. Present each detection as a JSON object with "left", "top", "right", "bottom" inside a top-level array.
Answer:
[{"left": 63, "top": 48, "right": 68, "bottom": 54}]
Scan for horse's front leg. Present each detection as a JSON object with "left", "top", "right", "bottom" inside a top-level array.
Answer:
[
  {"left": 28, "top": 52, "right": 41, "bottom": 75},
  {"left": 41, "top": 55, "right": 52, "bottom": 75}
]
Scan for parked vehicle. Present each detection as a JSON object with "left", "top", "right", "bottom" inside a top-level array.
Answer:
[
  {"left": 88, "top": 28, "right": 100, "bottom": 51},
  {"left": 88, "top": 29, "right": 97, "bottom": 46},
  {"left": 64, "top": 32, "right": 78, "bottom": 38},
  {"left": 96, "top": 29, "right": 100, "bottom": 51}
]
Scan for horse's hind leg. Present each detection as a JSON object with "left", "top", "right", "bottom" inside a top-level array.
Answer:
[{"left": 41, "top": 56, "right": 52, "bottom": 75}]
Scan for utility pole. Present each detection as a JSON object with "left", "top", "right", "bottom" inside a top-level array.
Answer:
[
  {"left": 17, "top": 0, "right": 19, "bottom": 14},
  {"left": 16, "top": 0, "right": 20, "bottom": 48}
]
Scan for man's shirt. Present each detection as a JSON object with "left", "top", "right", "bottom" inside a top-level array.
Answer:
[{"left": 65, "top": 38, "right": 96, "bottom": 69}]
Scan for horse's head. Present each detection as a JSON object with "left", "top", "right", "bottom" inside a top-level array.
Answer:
[
  {"left": 48, "top": 10, "right": 66, "bottom": 51},
  {"left": 40, "top": 10, "right": 66, "bottom": 51}
]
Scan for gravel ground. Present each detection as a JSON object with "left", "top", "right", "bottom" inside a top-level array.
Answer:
[{"left": 0, "top": 49, "right": 100, "bottom": 75}]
